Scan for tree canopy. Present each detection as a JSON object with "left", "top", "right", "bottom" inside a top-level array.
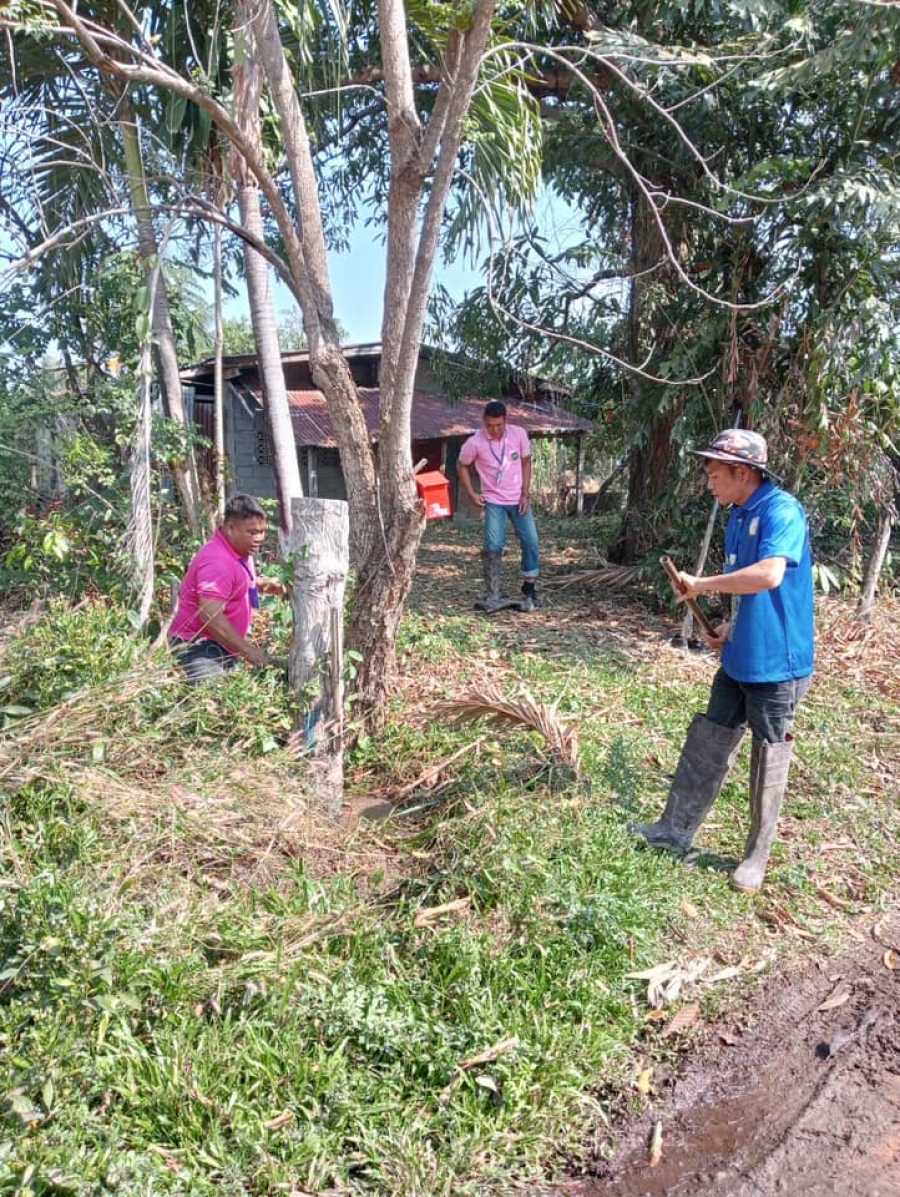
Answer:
[{"left": 1, "top": 0, "right": 898, "bottom": 708}]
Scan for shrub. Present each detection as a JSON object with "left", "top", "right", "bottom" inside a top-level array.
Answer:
[{"left": 1, "top": 598, "right": 143, "bottom": 717}]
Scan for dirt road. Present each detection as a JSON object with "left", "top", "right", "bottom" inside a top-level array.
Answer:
[{"left": 574, "top": 914, "right": 900, "bottom": 1197}]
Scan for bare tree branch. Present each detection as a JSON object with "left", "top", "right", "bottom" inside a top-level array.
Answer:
[
  {"left": 1, "top": 206, "right": 132, "bottom": 279},
  {"left": 451, "top": 167, "right": 714, "bottom": 387},
  {"left": 480, "top": 40, "right": 796, "bottom": 312}
]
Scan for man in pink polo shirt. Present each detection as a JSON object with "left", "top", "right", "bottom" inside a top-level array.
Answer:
[
  {"left": 170, "top": 493, "right": 285, "bottom": 682},
  {"left": 457, "top": 400, "right": 541, "bottom": 613}
]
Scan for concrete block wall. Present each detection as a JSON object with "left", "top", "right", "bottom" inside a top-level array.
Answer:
[{"left": 228, "top": 400, "right": 277, "bottom": 500}]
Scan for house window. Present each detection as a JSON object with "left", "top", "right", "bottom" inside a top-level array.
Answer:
[
  {"left": 254, "top": 414, "right": 273, "bottom": 465},
  {"left": 351, "top": 355, "right": 379, "bottom": 387}
]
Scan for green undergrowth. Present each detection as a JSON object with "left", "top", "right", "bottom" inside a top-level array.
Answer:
[{"left": 1, "top": 562, "right": 899, "bottom": 1196}]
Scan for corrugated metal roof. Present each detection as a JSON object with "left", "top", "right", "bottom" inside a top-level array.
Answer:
[
  {"left": 181, "top": 343, "right": 383, "bottom": 380},
  {"left": 241, "top": 383, "right": 594, "bottom": 448}
]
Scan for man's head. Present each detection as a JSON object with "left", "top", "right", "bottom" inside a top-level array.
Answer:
[
  {"left": 482, "top": 400, "right": 507, "bottom": 441},
  {"left": 222, "top": 493, "right": 267, "bottom": 557},
  {"left": 690, "top": 430, "right": 777, "bottom": 507}
]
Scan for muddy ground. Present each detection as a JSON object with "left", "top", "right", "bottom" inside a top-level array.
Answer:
[{"left": 569, "top": 913, "right": 900, "bottom": 1197}]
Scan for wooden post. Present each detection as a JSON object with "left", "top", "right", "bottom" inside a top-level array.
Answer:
[
  {"left": 574, "top": 433, "right": 586, "bottom": 517},
  {"left": 856, "top": 494, "right": 897, "bottom": 623},
  {"left": 287, "top": 496, "right": 349, "bottom": 816}
]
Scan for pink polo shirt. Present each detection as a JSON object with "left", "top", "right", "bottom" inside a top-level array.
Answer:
[
  {"left": 459, "top": 424, "right": 531, "bottom": 504},
  {"left": 170, "top": 528, "right": 257, "bottom": 649}
]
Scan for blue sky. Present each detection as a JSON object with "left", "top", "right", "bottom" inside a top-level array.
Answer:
[{"left": 332, "top": 226, "right": 484, "bottom": 343}]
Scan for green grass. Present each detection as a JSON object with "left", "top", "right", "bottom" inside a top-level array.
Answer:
[{"left": 1, "top": 526, "right": 899, "bottom": 1195}]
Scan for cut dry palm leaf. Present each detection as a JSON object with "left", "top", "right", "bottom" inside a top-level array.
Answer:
[
  {"left": 436, "top": 686, "right": 581, "bottom": 775},
  {"left": 543, "top": 563, "right": 637, "bottom": 592}
]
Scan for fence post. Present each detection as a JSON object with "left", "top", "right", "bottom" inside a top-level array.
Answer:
[{"left": 287, "top": 496, "right": 349, "bottom": 817}]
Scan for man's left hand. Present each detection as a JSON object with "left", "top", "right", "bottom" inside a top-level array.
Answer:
[
  {"left": 704, "top": 620, "right": 730, "bottom": 652},
  {"left": 257, "top": 576, "right": 287, "bottom": 597}
]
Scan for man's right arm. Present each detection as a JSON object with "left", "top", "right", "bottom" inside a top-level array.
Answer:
[
  {"left": 678, "top": 557, "right": 787, "bottom": 599},
  {"left": 457, "top": 459, "right": 485, "bottom": 508}
]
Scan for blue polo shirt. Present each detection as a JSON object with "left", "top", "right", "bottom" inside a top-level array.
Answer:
[{"left": 721, "top": 481, "right": 815, "bottom": 684}]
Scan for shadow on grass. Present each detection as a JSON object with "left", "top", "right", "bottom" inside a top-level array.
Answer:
[
  {"left": 685, "top": 849, "right": 740, "bottom": 874},
  {"left": 597, "top": 734, "right": 655, "bottom": 815}
]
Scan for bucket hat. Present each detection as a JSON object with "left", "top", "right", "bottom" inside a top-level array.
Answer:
[{"left": 690, "top": 429, "right": 781, "bottom": 483}]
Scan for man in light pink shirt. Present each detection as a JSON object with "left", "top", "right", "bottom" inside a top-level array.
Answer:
[
  {"left": 170, "top": 493, "right": 286, "bottom": 682},
  {"left": 457, "top": 401, "right": 541, "bottom": 613}
]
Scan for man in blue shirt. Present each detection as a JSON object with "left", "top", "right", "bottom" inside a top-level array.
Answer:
[{"left": 631, "top": 429, "right": 815, "bottom": 893}]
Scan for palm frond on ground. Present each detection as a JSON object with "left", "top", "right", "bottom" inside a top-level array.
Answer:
[
  {"left": 544, "top": 562, "right": 637, "bottom": 591},
  {"left": 436, "top": 685, "right": 581, "bottom": 775}
]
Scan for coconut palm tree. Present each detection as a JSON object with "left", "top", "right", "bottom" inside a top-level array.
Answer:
[{"left": 0, "top": 13, "right": 206, "bottom": 545}]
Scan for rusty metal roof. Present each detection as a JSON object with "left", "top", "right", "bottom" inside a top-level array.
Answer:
[{"left": 241, "top": 383, "right": 594, "bottom": 448}]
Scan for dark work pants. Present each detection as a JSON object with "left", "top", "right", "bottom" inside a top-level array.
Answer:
[{"left": 705, "top": 667, "right": 813, "bottom": 745}]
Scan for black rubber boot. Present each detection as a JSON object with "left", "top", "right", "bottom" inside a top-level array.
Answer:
[
  {"left": 520, "top": 580, "right": 540, "bottom": 612},
  {"left": 629, "top": 714, "right": 746, "bottom": 854}
]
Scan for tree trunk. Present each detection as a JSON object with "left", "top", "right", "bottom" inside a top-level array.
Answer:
[
  {"left": 856, "top": 482, "right": 898, "bottom": 622},
  {"left": 287, "top": 497, "right": 349, "bottom": 816},
  {"left": 128, "top": 337, "right": 155, "bottom": 625},
  {"left": 614, "top": 189, "right": 689, "bottom": 563},
  {"left": 237, "top": 181, "right": 305, "bottom": 534},
  {"left": 118, "top": 88, "right": 204, "bottom": 538},
  {"left": 231, "top": 14, "right": 304, "bottom": 536},
  {"left": 212, "top": 218, "right": 226, "bottom": 522},
  {"left": 344, "top": 0, "right": 495, "bottom": 723},
  {"left": 350, "top": 496, "right": 424, "bottom": 722},
  {"left": 242, "top": 0, "right": 376, "bottom": 558},
  {"left": 618, "top": 409, "right": 679, "bottom": 563}
]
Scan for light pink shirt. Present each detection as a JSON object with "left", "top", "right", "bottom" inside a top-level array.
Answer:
[
  {"left": 170, "top": 528, "right": 257, "bottom": 648},
  {"left": 459, "top": 424, "right": 531, "bottom": 504}
]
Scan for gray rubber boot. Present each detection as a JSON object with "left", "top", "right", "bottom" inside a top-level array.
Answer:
[
  {"left": 732, "top": 737, "right": 793, "bottom": 894},
  {"left": 475, "top": 551, "right": 516, "bottom": 612},
  {"left": 630, "top": 714, "right": 746, "bottom": 854}
]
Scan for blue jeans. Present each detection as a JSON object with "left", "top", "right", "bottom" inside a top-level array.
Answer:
[
  {"left": 706, "top": 668, "right": 813, "bottom": 744},
  {"left": 483, "top": 503, "right": 540, "bottom": 579}
]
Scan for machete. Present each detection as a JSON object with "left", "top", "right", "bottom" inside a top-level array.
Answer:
[{"left": 660, "top": 555, "right": 719, "bottom": 638}]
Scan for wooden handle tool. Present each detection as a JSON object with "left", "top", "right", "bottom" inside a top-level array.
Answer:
[{"left": 660, "top": 555, "right": 719, "bottom": 638}]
